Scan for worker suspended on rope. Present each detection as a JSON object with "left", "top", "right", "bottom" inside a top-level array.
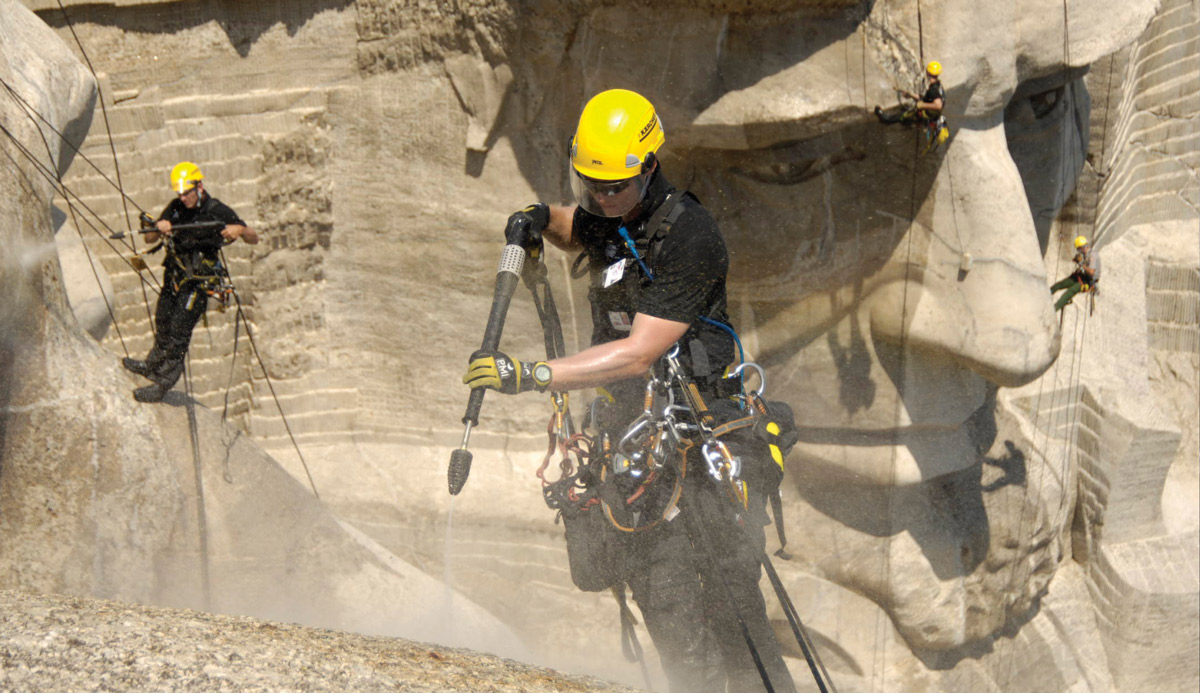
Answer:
[
  {"left": 122, "top": 161, "right": 258, "bottom": 402},
  {"left": 875, "top": 61, "right": 950, "bottom": 151},
  {"left": 462, "top": 89, "right": 798, "bottom": 693},
  {"left": 1051, "top": 235, "right": 1101, "bottom": 311}
]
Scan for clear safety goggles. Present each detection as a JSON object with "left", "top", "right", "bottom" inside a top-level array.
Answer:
[{"left": 570, "top": 167, "right": 650, "bottom": 218}]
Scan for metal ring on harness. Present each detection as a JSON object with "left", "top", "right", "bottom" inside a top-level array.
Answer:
[
  {"left": 726, "top": 361, "right": 766, "bottom": 397},
  {"left": 618, "top": 415, "right": 653, "bottom": 457},
  {"left": 702, "top": 440, "right": 740, "bottom": 482}
]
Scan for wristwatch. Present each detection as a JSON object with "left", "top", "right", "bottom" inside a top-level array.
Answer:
[{"left": 532, "top": 362, "right": 553, "bottom": 391}]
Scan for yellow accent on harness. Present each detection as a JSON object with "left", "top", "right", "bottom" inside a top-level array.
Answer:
[{"left": 765, "top": 422, "right": 785, "bottom": 469}]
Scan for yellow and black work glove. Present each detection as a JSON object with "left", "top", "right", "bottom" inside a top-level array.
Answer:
[
  {"left": 505, "top": 203, "right": 550, "bottom": 254},
  {"left": 462, "top": 350, "right": 552, "bottom": 395}
]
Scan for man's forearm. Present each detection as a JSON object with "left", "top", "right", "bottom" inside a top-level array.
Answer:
[
  {"left": 544, "top": 204, "right": 580, "bottom": 251},
  {"left": 545, "top": 339, "right": 658, "bottom": 390}
]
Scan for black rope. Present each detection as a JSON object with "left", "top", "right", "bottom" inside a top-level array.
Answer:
[
  {"left": 221, "top": 298, "right": 244, "bottom": 423},
  {"left": 183, "top": 355, "right": 213, "bottom": 611},
  {"left": 0, "top": 76, "right": 149, "bottom": 251},
  {"left": 679, "top": 499, "right": 776, "bottom": 693},
  {"left": 612, "top": 586, "right": 654, "bottom": 691},
  {"left": 55, "top": 0, "right": 136, "bottom": 237},
  {"left": 51, "top": 0, "right": 161, "bottom": 331},
  {"left": 760, "top": 556, "right": 834, "bottom": 693},
  {"left": 0, "top": 79, "right": 132, "bottom": 356},
  {"left": 229, "top": 288, "right": 321, "bottom": 500},
  {"left": 0, "top": 118, "right": 162, "bottom": 287}
]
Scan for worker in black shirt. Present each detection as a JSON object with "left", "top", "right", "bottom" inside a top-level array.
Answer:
[
  {"left": 463, "top": 89, "right": 795, "bottom": 693},
  {"left": 875, "top": 60, "right": 946, "bottom": 125},
  {"left": 122, "top": 162, "right": 258, "bottom": 402}
]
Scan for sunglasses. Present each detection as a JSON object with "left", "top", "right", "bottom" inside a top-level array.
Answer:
[{"left": 580, "top": 175, "right": 636, "bottom": 198}]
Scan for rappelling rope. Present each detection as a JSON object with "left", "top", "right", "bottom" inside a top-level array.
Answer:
[
  {"left": 10, "top": 6, "right": 321, "bottom": 505},
  {"left": 0, "top": 80, "right": 132, "bottom": 356},
  {"left": 228, "top": 287, "right": 321, "bottom": 500},
  {"left": 996, "top": 0, "right": 1101, "bottom": 687},
  {"left": 53, "top": 0, "right": 160, "bottom": 326},
  {"left": 183, "top": 355, "right": 213, "bottom": 611}
]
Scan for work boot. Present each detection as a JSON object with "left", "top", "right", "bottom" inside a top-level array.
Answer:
[
  {"left": 122, "top": 357, "right": 152, "bottom": 377},
  {"left": 133, "top": 383, "right": 168, "bottom": 403}
]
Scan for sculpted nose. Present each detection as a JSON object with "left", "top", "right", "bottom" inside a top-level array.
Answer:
[{"left": 867, "top": 125, "right": 1060, "bottom": 388}]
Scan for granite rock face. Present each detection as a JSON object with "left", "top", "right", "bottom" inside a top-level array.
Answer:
[
  {"left": 5, "top": 0, "right": 1199, "bottom": 691},
  {"left": 0, "top": 0, "right": 520, "bottom": 668}
]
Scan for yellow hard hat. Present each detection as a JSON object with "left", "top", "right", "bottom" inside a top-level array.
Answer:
[
  {"left": 571, "top": 89, "right": 664, "bottom": 181},
  {"left": 1074, "top": 235, "right": 1089, "bottom": 249},
  {"left": 926, "top": 61, "right": 942, "bottom": 77},
  {"left": 569, "top": 89, "right": 665, "bottom": 217},
  {"left": 169, "top": 161, "right": 204, "bottom": 195}
]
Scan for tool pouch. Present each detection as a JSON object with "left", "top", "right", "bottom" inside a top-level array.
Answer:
[{"left": 561, "top": 496, "right": 626, "bottom": 592}]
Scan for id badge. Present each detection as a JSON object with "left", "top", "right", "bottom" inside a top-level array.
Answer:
[
  {"left": 603, "top": 259, "right": 627, "bottom": 288},
  {"left": 608, "top": 311, "right": 633, "bottom": 332}
]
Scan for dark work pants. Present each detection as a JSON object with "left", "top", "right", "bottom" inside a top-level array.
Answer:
[
  {"left": 144, "top": 275, "right": 207, "bottom": 389},
  {"left": 623, "top": 470, "right": 796, "bottom": 693},
  {"left": 1051, "top": 274, "right": 1089, "bottom": 311},
  {"left": 878, "top": 108, "right": 935, "bottom": 127}
]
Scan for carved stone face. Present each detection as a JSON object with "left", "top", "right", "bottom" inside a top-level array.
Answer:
[
  {"left": 565, "top": 0, "right": 1157, "bottom": 485},
  {"left": 556, "top": 0, "right": 1159, "bottom": 654}
]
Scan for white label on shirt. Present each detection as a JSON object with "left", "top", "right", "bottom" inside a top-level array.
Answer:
[
  {"left": 609, "top": 311, "right": 633, "bottom": 332},
  {"left": 603, "top": 259, "right": 627, "bottom": 288}
]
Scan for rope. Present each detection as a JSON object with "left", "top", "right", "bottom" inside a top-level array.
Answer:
[
  {"left": 52, "top": 0, "right": 161, "bottom": 328},
  {"left": 55, "top": 0, "right": 136, "bottom": 238},
  {"left": 229, "top": 289, "right": 321, "bottom": 500},
  {"left": 995, "top": 1, "right": 1103, "bottom": 687},
  {"left": 0, "top": 117, "right": 163, "bottom": 291},
  {"left": 183, "top": 355, "right": 213, "bottom": 611},
  {"left": 0, "top": 79, "right": 131, "bottom": 355},
  {"left": 0, "top": 77, "right": 153, "bottom": 243},
  {"left": 679, "top": 496, "right": 776, "bottom": 693}
]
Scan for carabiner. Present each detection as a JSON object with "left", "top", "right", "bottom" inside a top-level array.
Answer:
[
  {"left": 701, "top": 441, "right": 741, "bottom": 482},
  {"left": 726, "top": 361, "right": 767, "bottom": 398}
]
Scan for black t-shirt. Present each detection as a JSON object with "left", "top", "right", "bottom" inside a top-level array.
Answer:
[
  {"left": 573, "top": 170, "right": 735, "bottom": 400},
  {"left": 922, "top": 81, "right": 945, "bottom": 108},
  {"left": 157, "top": 193, "right": 244, "bottom": 270}
]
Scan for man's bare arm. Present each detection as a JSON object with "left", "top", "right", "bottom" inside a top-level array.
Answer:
[
  {"left": 545, "top": 313, "right": 689, "bottom": 391},
  {"left": 222, "top": 224, "right": 259, "bottom": 244},
  {"left": 543, "top": 204, "right": 581, "bottom": 251},
  {"left": 917, "top": 96, "right": 944, "bottom": 112}
]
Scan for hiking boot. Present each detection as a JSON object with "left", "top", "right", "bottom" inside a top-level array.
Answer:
[
  {"left": 133, "top": 383, "right": 168, "bottom": 403},
  {"left": 122, "top": 357, "right": 152, "bottom": 377}
]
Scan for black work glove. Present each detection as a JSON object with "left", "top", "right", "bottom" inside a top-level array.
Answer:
[
  {"left": 505, "top": 203, "right": 550, "bottom": 252},
  {"left": 463, "top": 350, "right": 552, "bottom": 395}
]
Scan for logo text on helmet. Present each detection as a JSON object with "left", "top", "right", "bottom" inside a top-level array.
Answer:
[{"left": 639, "top": 113, "right": 659, "bottom": 142}]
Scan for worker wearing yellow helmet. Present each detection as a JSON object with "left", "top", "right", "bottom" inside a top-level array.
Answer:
[
  {"left": 1051, "top": 235, "right": 1102, "bottom": 311},
  {"left": 122, "top": 161, "right": 258, "bottom": 402},
  {"left": 875, "top": 59, "right": 946, "bottom": 126},
  {"left": 463, "top": 89, "right": 797, "bottom": 692}
]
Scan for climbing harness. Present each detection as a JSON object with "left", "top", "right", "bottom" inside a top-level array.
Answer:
[{"left": 453, "top": 204, "right": 832, "bottom": 691}]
